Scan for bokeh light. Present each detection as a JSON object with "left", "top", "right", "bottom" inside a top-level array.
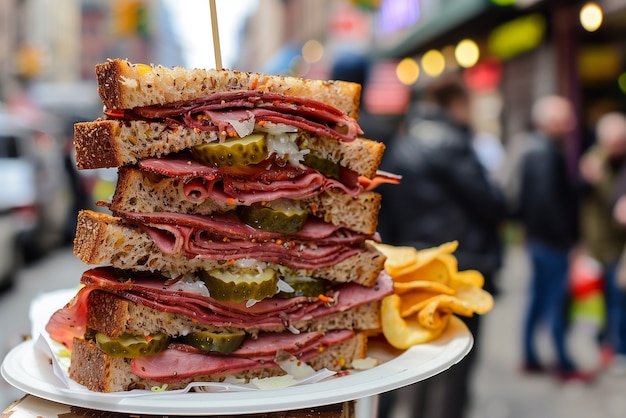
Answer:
[
  {"left": 301, "top": 40, "right": 324, "bottom": 63},
  {"left": 421, "top": 49, "right": 445, "bottom": 77},
  {"left": 396, "top": 57, "right": 420, "bottom": 85},
  {"left": 580, "top": 2, "right": 603, "bottom": 32},
  {"left": 455, "top": 39, "right": 480, "bottom": 68}
]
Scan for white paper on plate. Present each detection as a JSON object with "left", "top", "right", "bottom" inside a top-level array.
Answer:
[
  {"left": 30, "top": 287, "right": 78, "bottom": 338},
  {"left": 35, "top": 332, "right": 337, "bottom": 397}
]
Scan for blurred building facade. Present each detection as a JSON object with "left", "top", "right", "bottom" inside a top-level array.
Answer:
[
  {"left": 2, "top": 0, "right": 625, "bottom": 155},
  {"left": 0, "top": 0, "right": 183, "bottom": 107},
  {"left": 372, "top": 0, "right": 626, "bottom": 165},
  {"left": 238, "top": 0, "right": 626, "bottom": 159}
]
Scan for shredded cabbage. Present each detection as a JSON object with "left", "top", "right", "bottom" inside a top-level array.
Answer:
[
  {"left": 168, "top": 275, "right": 210, "bottom": 297},
  {"left": 256, "top": 123, "right": 309, "bottom": 165},
  {"left": 277, "top": 278, "right": 295, "bottom": 294}
]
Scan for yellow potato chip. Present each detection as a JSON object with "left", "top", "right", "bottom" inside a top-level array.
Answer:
[
  {"left": 381, "top": 294, "right": 449, "bottom": 349},
  {"left": 399, "top": 292, "right": 443, "bottom": 317},
  {"left": 450, "top": 269, "right": 485, "bottom": 289},
  {"left": 393, "top": 280, "right": 456, "bottom": 295},
  {"left": 411, "top": 241, "right": 458, "bottom": 269},
  {"left": 374, "top": 241, "right": 459, "bottom": 278},
  {"left": 417, "top": 298, "right": 470, "bottom": 330},
  {"left": 373, "top": 243, "right": 420, "bottom": 276},
  {"left": 394, "top": 258, "right": 453, "bottom": 284},
  {"left": 453, "top": 284, "right": 494, "bottom": 314},
  {"left": 435, "top": 253, "right": 459, "bottom": 275},
  {"left": 417, "top": 303, "right": 453, "bottom": 330},
  {"left": 374, "top": 241, "right": 495, "bottom": 349},
  {"left": 408, "top": 294, "right": 475, "bottom": 317}
]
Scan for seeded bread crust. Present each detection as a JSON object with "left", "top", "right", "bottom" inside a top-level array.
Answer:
[
  {"left": 69, "top": 332, "right": 368, "bottom": 392},
  {"left": 96, "top": 59, "right": 362, "bottom": 119},
  {"left": 87, "top": 290, "right": 382, "bottom": 339},
  {"left": 111, "top": 166, "right": 381, "bottom": 235},
  {"left": 74, "top": 210, "right": 386, "bottom": 287},
  {"left": 73, "top": 120, "right": 215, "bottom": 170},
  {"left": 73, "top": 119, "right": 385, "bottom": 178}
]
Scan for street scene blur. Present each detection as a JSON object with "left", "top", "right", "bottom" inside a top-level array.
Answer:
[{"left": 2, "top": 0, "right": 626, "bottom": 416}]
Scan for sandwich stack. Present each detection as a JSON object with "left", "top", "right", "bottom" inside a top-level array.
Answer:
[{"left": 46, "top": 59, "right": 396, "bottom": 392}]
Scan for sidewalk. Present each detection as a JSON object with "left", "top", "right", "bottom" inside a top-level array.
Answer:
[{"left": 468, "top": 244, "right": 626, "bottom": 418}]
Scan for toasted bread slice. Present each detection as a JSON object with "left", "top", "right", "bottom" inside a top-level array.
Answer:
[
  {"left": 96, "top": 59, "right": 361, "bottom": 119},
  {"left": 69, "top": 332, "right": 368, "bottom": 392},
  {"left": 87, "top": 290, "right": 383, "bottom": 339},
  {"left": 74, "top": 210, "right": 386, "bottom": 287},
  {"left": 73, "top": 119, "right": 385, "bottom": 176},
  {"left": 111, "top": 166, "right": 381, "bottom": 235}
]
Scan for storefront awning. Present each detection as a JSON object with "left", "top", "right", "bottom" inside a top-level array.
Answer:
[{"left": 375, "top": 0, "right": 522, "bottom": 58}]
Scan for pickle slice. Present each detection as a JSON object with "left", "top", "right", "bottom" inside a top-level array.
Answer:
[
  {"left": 238, "top": 199, "right": 309, "bottom": 233},
  {"left": 202, "top": 267, "right": 278, "bottom": 302},
  {"left": 277, "top": 276, "right": 327, "bottom": 298},
  {"left": 302, "top": 152, "right": 340, "bottom": 179},
  {"left": 191, "top": 133, "right": 269, "bottom": 167},
  {"left": 182, "top": 330, "right": 245, "bottom": 354},
  {"left": 95, "top": 332, "right": 169, "bottom": 358}
]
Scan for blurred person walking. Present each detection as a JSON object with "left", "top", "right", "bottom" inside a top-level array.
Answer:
[
  {"left": 376, "top": 77, "right": 506, "bottom": 418},
  {"left": 584, "top": 111, "right": 626, "bottom": 374},
  {"left": 517, "top": 95, "right": 590, "bottom": 381}
]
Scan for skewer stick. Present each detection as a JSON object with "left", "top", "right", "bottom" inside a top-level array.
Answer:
[{"left": 209, "top": 0, "right": 223, "bottom": 70}]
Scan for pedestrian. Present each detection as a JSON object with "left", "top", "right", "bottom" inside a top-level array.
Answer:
[
  {"left": 517, "top": 95, "right": 592, "bottom": 381},
  {"left": 583, "top": 111, "right": 626, "bottom": 374},
  {"left": 376, "top": 76, "right": 506, "bottom": 418}
]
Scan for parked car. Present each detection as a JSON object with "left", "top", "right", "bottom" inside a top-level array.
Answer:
[
  {"left": 0, "top": 108, "right": 71, "bottom": 264},
  {"left": 0, "top": 157, "right": 38, "bottom": 288}
]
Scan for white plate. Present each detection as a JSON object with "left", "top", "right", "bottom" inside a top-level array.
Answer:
[{"left": 1, "top": 317, "right": 472, "bottom": 416}]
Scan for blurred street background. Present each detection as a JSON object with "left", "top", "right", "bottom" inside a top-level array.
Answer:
[{"left": 2, "top": 0, "right": 626, "bottom": 416}]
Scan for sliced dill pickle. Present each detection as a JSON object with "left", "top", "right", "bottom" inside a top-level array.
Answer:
[
  {"left": 303, "top": 152, "right": 340, "bottom": 180},
  {"left": 182, "top": 330, "right": 245, "bottom": 354},
  {"left": 238, "top": 199, "right": 309, "bottom": 233},
  {"left": 95, "top": 332, "right": 169, "bottom": 358},
  {"left": 202, "top": 268, "right": 278, "bottom": 302},
  {"left": 191, "top": 133, "right": 269, "bottom": 167},
  {"left": 277, "top": 276, "right": 327, "bottom": 298}
]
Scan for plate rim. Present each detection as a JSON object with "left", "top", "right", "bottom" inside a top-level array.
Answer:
[{"left": 1, "top": 317, "right": 473, "bottom": 415}]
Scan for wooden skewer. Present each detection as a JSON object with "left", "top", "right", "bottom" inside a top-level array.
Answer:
[{"left": 209, "top": 0, "right": 223, "bottom": 70}]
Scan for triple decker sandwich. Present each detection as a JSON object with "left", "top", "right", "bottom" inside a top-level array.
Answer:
[{"left": 46, "top": 59, "right": 397, "bottom": 392}]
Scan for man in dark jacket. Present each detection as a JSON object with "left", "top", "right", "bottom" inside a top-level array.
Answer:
[
  {"left": 517, "top": 95, "right": 591, "bottom": 381},
  {"left": 377, "top": 78, "right": 505, "bottom": 418}
]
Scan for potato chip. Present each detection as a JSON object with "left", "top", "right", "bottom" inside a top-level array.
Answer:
[
  {"left": 374, "top": 241, "right": 459, "bottom": 278},
  {"left": 417, "top": 303, "right": 453, "bottom": 330},
  {"left": 436, "top": 253, "right": 458, "bottom": 275},
  {"left": 453, "top": 284, "right": 494, "bottom": 314},
  {"left": 417, "top": 298, "right": 471, "bottom": 331},
  {"left": 375, "top": 241, "right": 494, "bottom": 349},
  {"left": 450, "top": 269, "right": 485, "bottom": 288},
  {"left": 373, "top": 243, "right": 420, "bottom": 276},
  {"left": 394, "top": 258, "right": 454, "bottom": 284},
  {"left": 393, "top": 280, "right": 456, "bottom": 295},
  {"left": 411, "top": 241, "right": 458, "bottom": 269},
  {"left": 399, "top": 292, "right": 443, "bottom": 317},
  {"left": 407, "top": 294, "right": 475, "bottom": 317},
  {"left": 381, "top": 294, "right": 448, "bottom": 349}
]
